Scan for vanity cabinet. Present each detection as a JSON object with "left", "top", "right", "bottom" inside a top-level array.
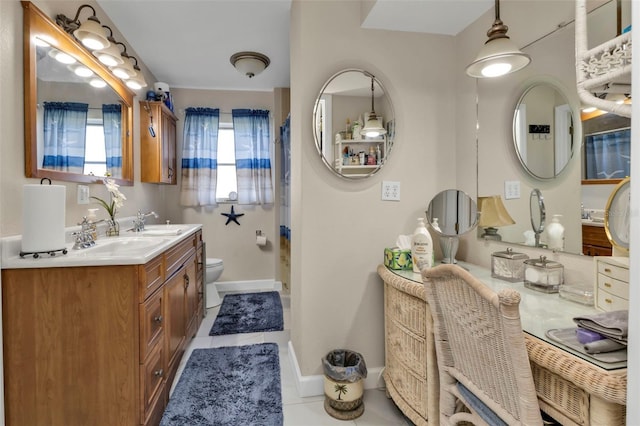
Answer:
[
  {"left": 141, "top": 101, "right": 177, "bottom": 184},
  {"left": 594, "top": 256, "right": 629, "bottom": 312},
  {"left": 2, "top": 230, "right": 203, "bottom": 426},
  {"left": 582, "top": 224, "right": 612, "bottom": 256}
]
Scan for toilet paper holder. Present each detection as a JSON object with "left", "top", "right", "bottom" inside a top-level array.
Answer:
[{"left": 256, "top": 230, "right": 263, "bottom": 236}]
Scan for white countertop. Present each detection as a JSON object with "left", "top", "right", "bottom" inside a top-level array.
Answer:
[{"left": 1, "top": 224, "right": 202, "bottom": 269}]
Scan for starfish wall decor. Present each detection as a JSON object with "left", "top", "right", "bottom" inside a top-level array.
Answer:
[{"left": 221, "top": 205, "right": 244, "bottom": 225}]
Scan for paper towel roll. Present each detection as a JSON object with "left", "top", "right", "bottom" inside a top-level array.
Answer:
[
  {"left": 22, "top": 184, "right": 66, "bottom": 253},
  {"left": 256, "top": 235, "right": 267, "bottom": 246}
]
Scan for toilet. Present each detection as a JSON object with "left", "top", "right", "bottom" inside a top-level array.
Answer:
[{"left": 205, "top": 258, "right": 224, "bottom": 308}]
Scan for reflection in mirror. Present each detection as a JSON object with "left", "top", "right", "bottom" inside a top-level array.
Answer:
[
  {"left": 581, "top": 111, "right": 630, "bottom": 183},
  {"left": 529, "top": 189, "right": 546, "bottom": 248},
  {"left": 604, "top": 177, "right": 630, "bottom": 254},
  {"left": 477, "top": 0, "right": 625, "bottom": 256},
  {"left": 313, "top": 69, "right": 395, "bottom": 179},
  {"left": 23, "top": 2, "right": 134, "bottom": 185},
  {"left": 513, "top": 81, "right": 574, "bottom": 180},
  {"left": 426, "top": 189, "right": 478, "bottom": 264}
]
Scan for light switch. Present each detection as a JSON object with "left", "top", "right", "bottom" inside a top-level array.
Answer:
[
  {"left": 504, "top": 180, "right": 520, "bottom": 200},
  {"left": 77, "top": 185, "right": 90, "bottom": 204}
]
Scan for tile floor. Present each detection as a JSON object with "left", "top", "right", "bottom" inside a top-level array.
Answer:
[{"left": 170, "top": 291, "right": 413, "bottom": 425}]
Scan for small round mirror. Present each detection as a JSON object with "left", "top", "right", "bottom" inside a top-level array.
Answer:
[
  {"left": 313, "top": 69, "right": 395, "bottom": 179},
  {"left": 426, "top": 189, "right": 478, "bottom": 264},
  {"left": 530, "top": 189, "right": 546, "bottom": 247},
  {"left": 513, "top": 81, "right": 575, "bottom": 180},
  {"left": 604, "top": 177, "right": 630, "bottom": 254}
]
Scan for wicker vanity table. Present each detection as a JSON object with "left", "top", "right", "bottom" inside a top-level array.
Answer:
[{"left": 378, "top": 263, "right": 627, "bottom": 426}]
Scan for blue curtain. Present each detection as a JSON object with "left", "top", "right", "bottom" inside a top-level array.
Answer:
[
  {"left": 232, "top": 109, "right": 274, "bottom": 205},
  {"left": 280, "top": 114, "right": 291, "bottom": 242},
  {"left": 180, "top": 107, "right": 220, "bottom": 206},
  {"left": 42, "top": 102, "right": 88, "bottom": 173},
  {"left": 102, "top": 104, "right": 122, "bottom": 177},
  {"left": 584, "top": 129, "right": 631, "bottom": 179}
]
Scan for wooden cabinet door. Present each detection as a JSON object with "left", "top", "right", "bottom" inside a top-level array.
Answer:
[
  {"left": 161, "top": 109, "right": 177, "bottom": 184},
  {"left": 164, "top": 265, "right": 187, "bottom": 386}
]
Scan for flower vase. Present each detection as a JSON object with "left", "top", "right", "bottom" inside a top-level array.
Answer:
[{"left": 106, "top": 218, "right": 120, "bottom": 237}]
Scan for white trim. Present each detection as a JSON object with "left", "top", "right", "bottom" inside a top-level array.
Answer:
[
  {"left": 287, "top": 340, "right": 385, "bottom": 398},
  {"left": 213, "top": 279, "right": 282, "bottom": 293}
]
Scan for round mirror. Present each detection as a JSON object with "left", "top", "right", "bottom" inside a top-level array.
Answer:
[
  {"left": 604, "top": 177, "right": 630, "bottom": 254},
  {"left": 513, "top": 81, "right": 575, "bottom": 180},
  {"left": 529, "top": 188, "right": 546, "bottom": 247},
  {"left": 313, "top": 69, "right": 395, "bottom": 179},
  {"left": 426, "top": 189, "right": 478, "bottom": 264}
]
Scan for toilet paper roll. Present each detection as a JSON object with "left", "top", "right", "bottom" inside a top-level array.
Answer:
[
  {"left": 22, "top": 184, "right": 66, "bottom": 253},
  {"left": 256, "top": 235, "right": 267, "bottom": 246}
]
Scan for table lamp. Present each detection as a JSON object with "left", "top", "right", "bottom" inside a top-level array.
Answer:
[{"left": 477, "top": 195, "right": 515, "bottom": 240}]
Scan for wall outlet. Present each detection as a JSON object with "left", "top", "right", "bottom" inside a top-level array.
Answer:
[
  {"left": 77, "top": 185, "right": 90, "bottom": 204},
  {"left": 381, "top": 181, "right": 400, "bottom": 201},
  {"left": 504, "top": 180, "right": 520, "bottom": 200}
]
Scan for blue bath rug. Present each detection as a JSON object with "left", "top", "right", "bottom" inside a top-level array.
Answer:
[
  {"left": 160, "top": 343, "right": 283, "bottom": 425},
  {"left": 209, "top": 291, "right": 283, "bottom": 336}
]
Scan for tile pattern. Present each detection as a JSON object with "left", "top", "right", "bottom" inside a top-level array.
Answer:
[{"left": 170, "top": 291, "right": 413, "bottom": 425}]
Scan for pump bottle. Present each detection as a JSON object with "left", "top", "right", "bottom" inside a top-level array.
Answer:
[{"left": 411, "top": 218, "right": 434, "bottom": 273}]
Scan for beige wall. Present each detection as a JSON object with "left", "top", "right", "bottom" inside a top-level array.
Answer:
[{"left": 290, "top": 0, "right": 458, "bottom": 375}]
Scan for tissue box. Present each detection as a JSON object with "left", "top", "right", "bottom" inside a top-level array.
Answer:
[{"left": 384, "top": 247, "right": 413, "bottom": 270}]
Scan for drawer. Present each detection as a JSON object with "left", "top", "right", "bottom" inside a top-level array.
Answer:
[
  {"left": 143, "top": 384, "right": 166, "bottom": 426},
  {"left": 597, "top": 272, "right": 629, "bottom": 299},
  {"left": 166, "top": 235, "right": 197, "bottom": 278},
  {"left": 140, "top": 287, "right": 164, "bottom": 361},
  {"left": 385, "top": 351, "right": 428, "bottom": 419},
  {"left": 385, "top": 283, "right": 426, "bottom": 338},
  {"left": 597, "top": 260, "right": 629, "bottom": 282},
  {"left": 596, "top": 288, "right": 629, "bottom": 312},
  {"left": 140, "top": 341, "right": 165, "bottom": 421},
  {"left": 139, "top": 255, "right": 165, "bottom": 302},
  {"left": 387, "top": 319, "right": 426, "bottom": 378}
]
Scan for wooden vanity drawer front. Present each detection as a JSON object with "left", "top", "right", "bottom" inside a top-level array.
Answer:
[
  {"left": 597, "top": 261, "right": 629, "bottom": 282},
  {"left": 597, "top": 273, "right": 629, "bottom": 299},
  {"left": 140, "top": 287, "right": 164, "bottom": 361},
  {"left": 597, "top": 288, "right": 629, "bottom": 311},
  {"left": 386, "top": 284, "right": 426, "bottom": 338},
  {"left": 141, "top": 341, "right": 165, "bottom": 422},
  {"left": 165, "top": 235, "right": 196, "bottom": 278},
  {"left": 140, "top": 255, "right": 165, "bottom": 302}
]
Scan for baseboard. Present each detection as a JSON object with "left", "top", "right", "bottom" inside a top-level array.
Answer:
[
  {"left": 211, "top": 279, "right": 282, "bottom": 293},
  {"left": 287, "top": 341, "right": 384, "bottom": 398}
]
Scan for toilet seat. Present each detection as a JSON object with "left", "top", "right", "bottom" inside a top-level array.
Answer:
[{"left": 206, "top": 258, "right": 223, "bottom": 267}]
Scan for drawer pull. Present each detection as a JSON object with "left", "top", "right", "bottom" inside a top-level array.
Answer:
[
  {"left": 605, "top": 298, "right": 613, "bottom": 304},
  {"left": 604, "top": 268, "right": 612, "bottom": 273},
  {"left": 154, "top": 369, "right": 164, "bottom": 377},
  {"left": 604, "top": 282, "right": 612, "bottom": 288},
  {"left": 154, "top": 315, "right": 163, "bottom": 323}
]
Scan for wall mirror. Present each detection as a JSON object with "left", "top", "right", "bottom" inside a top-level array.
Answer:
[
  {"left": 513, "top": 82, "right": 575, "bottom": 180},
  {"left": 426, "top": 189, "right": 478, "bottom": 264},
  {"left": 23, "top": 1, "right": 134, "bottom": 185},
  {"left": 313, "top": 69, "right": 395, "bottom": 179},
  {"left": 477, "top": 0, "right": 628, "bottom": 256},
  {"left": 581, "top": 111, "right": 630, "bottom": 184}
]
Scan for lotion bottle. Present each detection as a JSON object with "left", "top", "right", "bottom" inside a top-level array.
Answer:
[{"left": 412, "top": 218, "right": 434, "bottom": 273}]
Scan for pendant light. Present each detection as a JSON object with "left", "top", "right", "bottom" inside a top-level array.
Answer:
[
  {"left": 466, "top": 0, "right": 530, "bottom": 78},
  {"left": 360, "top": 76, "right": 387, "bottom": 138}
]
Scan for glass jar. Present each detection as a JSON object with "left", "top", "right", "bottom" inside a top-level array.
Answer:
[
  {"left": 491, "top": 248, "right": 528, "bottom": 282},
  {"left": 523, "top": 256, "right": 564, "bottom": 293}
]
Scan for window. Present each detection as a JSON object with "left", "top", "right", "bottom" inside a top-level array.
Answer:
[
  {"left": 83, "top": 123, "right": 107, "bottom": 176},
  {"left": 216, "top": 123, "right": 238, "bottom": 201}
]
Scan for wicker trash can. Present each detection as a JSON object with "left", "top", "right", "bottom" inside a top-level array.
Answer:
[{"left": 322, "top": 349, "right": 367, "bottom": 420}]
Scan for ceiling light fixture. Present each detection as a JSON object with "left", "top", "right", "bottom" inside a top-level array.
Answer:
[
  {"left": 466, "top": 0, "right": 530, "bottom": 78},
  {"left": 92, "top": 25, "right": 124, "bottom": 67},
  {"left": 360, "top": 76, "right": 387, "bottom": 138},
  {"left": 230, "top": 51, "right": 270, "bottom": 78},
  {"left": 56, "top": 5, "right": 110, "bottom": 50},
  {"left": 124, "top": 56, "right": 147, "bottom": 90},
  {"left": 110, "top": 43, "right": 137, "bottom": 80}
]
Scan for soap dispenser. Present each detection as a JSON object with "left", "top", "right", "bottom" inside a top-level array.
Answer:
[
  {"left": 87, "top": 208, "right": 99, "bottom": 240},
  {"left": 411, "top": 218, "right": 434, "bottom": 273}
]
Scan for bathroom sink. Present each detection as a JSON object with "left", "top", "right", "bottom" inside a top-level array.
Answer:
[
  {"left": 138, "top": 224, "right": 186, "bottom": 236},
  {"left": 81, "top": 238, "right": 169, "bottom": 256}
]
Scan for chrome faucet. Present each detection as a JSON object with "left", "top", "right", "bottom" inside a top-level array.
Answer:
[
  {"left": 72, "top": 217, "right": 96, "bottom": 249},
  {"left": 132, "top": 210, "right": 159, "bottom": 232}
]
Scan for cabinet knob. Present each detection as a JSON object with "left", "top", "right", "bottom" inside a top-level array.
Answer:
[
  {"left": 605, "top": 298, "right": 613, "bottom": 304},
  {"left": 604, "top": 282, "right": 612, "bottom": 288},
  {"left": 604, "top": 268, "right": 612, "bottom": 273},
  {"left": 154, "top": 369, "right": 164, "bottom": 377},
  {"left": 154, "top": 315, "right": 163, "bottom": 323}
]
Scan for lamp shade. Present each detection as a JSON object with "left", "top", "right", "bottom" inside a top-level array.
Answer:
[
  {"left": 93, "top": 43, "right": 124, "bottom": 67},
  {"left": 230, "top": 51, "right": 270, "bottom": 78},
  {"left": 478, "top": 195, "right": 515, "bottom": 227},
  {"left": 73, "top": 17, "right": 110, "bottom": 50},
  {"left": 360, "top": 113, "right": 387, "bottom": 138},
  {"left": 466, "top": 37, "right": 530, "bottom": 78}
]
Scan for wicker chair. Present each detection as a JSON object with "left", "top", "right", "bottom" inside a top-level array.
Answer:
[{"left": 422, "top": 264, "right": 543, "bottom": 426}]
